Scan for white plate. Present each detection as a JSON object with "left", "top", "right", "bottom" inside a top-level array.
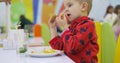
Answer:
[{"left": 27, "top": 46, "right": 62, "bottom": 57}]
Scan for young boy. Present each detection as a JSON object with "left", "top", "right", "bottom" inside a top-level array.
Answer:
[{"left": 48, "top": 0, "right": 99, "bottom": 63}]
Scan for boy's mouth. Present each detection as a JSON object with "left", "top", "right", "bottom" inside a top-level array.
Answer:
[
  {"left": 67, "top": 14, "right": 71, "bottom": 17},
  {"left": 66, "top": 13, "right": 72, "bottom": 22}
]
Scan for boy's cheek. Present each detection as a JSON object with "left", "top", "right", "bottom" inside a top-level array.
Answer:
[{"left": 66, "top": 16, "right": 72, "bottom": 24}]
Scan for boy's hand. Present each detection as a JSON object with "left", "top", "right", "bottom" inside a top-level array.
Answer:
[
  {"left": 56, "top": 13, "right": 69, "bottom": 30},
  {"left": 48, "top": 14, "right": 58, "bottom": 38},
  {"left": 48, "top": 14, "right": 57, "bottom": 28}
]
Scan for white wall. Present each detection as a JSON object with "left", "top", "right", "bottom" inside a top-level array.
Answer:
[
  {"left": 0, "top": 0, "right": 120, "bottom": 25},
  {"left": 0, "top": 3, "right": 7, "bottom": 26},
  {"left": 89, "top": 0, "right": 120, "bottom": 21}
]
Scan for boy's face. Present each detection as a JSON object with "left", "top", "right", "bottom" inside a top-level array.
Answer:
[{"left": 64, "top": 0, "right": 83, "bottom": 22}]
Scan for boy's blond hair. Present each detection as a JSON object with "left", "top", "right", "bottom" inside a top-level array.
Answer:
[{"left": 79, "top": 0, "right": 92, "bottom": 15}]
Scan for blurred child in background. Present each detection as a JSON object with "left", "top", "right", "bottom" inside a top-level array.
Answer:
[
  {"left": 0, "top": 0, "right": 11, "bottom": 5},
  {"left": 113, "top": 5, "right": 120, "bottom": 41},
  {"left": 104, "top": 5, "right": 117, "bottom": 25}
]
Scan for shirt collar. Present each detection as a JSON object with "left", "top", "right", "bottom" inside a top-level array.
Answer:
[{"left": 69, "top": 16, "right": 90, "bottom": 30}]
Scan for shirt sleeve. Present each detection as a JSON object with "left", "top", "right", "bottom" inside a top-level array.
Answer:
[
  {"left": 49, "top": 36, "right": 64, "bottom": 50},
  {"left": 62, "top": 21, "right": 97, "bottom": 54}
]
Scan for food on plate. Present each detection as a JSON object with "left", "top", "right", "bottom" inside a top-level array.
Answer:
[
  {"left": 31, "top": 50, "right": 40, "bottom": 54},
  {"left": 30, "top": 49, "right": 57, "bottom": 54},
  {"left": 42, "top": 49, "right": 56, "bottom": 54}
]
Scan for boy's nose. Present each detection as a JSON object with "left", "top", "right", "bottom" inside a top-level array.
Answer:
[{"left": 65, "top": 9, "right": 69, "bottom": 12}]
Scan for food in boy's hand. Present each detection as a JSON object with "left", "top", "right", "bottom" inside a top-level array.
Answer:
[
  {"left": 61, "top": 14, "right": 64, "bottom": 19},
  {"left": 52, "top": 14, "right": 57, "bottom": 19},
  {"left": 50, "top": 14, "right": 57, "bottom": 23}
]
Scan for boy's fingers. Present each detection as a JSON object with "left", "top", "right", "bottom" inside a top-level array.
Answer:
[
  {"left": 56, "top": 17, "right": 61, "bottom": 26},
  {"left": 49, "top": 14, "right": 57, "bottom": 23},
  {"left": 63, "top": 14, "right": 67, "bottom": 21},
  {"left": 49, "top": 16, "right": 54, "bottom": 23},
  {"left": 55, "top": 17, "right": 60, "bottom": 23}
]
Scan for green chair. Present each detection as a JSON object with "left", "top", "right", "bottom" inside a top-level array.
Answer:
[
  {"left": 42, "top": 23, "right": 51, "bottom": 46},
  {"left": 95, "top": 21, "right": 102, "bottom": 63},
  {"left": 114, "top": 35, "right": 120, "bottom": 63},
  {"left": 101, "top": 23, "right": 116, "bottom": 63}
]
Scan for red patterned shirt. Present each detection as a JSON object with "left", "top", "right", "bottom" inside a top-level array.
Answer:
[{"left": 49, "top": 16, "right": 99, "bottom": 63}]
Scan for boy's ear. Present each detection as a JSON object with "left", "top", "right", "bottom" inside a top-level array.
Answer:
[{"left": 81, "top": 2, "right": 88, "bottom": 12}]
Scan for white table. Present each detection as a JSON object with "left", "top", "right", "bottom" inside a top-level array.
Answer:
[{"left": 0, "top": 49, "right": 74, "bottom": 63}]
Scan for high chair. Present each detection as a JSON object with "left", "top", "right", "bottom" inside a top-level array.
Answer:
[
  {"left": 95, "top": 21, "right": 102, "bottom": 63},
  {"left": 101, "top": 23, "right": 116, "bottom": 63},
  {"left": 114, "top": 35, "right": 120, "bottom": 63},
  {"left": 41, "top": 23, "right": 51, "bottom": 46}
]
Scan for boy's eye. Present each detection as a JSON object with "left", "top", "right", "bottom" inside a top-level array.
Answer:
[{"left": 68, "top": 4, "right": 72, "bottom": 7}]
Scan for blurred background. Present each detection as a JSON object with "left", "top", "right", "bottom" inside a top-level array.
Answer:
[
  {"left": 0, "top": 0, "right": 120, "bottom": 45},
  {"left": 0, "top": 0, "right": 120, "bottom": 26}
]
